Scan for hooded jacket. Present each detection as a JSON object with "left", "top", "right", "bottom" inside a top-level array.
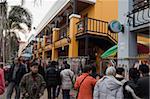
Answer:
[
  {"left": 0, "top": 68, "right": 5, "bottom": 95},
  {"left": 93, "top": 76, "right": 124, "bottom": 99}
]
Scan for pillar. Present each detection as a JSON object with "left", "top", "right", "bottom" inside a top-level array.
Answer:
[
  {"left": 68, "top": 14, "right": 81, "bottom": 57},
  {"left": 42, "top": 36, "right": 46, "bottom": 59},
  {"left": 51, "top": 28, "right": 59, "bottom": 60},
  {"left": 118, "top": 0, "right": 137, "bottom": 67}
]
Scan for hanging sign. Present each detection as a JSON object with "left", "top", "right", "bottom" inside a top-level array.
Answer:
[{"left": 108, "top": 20, "right": 124, "bottom": 33}]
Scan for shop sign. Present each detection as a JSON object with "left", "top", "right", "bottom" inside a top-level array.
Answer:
[{"left": 108, "top": 20, "right": 124, "bottom": 33}]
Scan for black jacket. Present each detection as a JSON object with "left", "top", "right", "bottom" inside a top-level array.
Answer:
[
  {"left": 136, "top": 75, "right": 149, "bottom": 99},
  {"left": 123, "top": 80, "right": 138, "bottom": 99},
  {"left": 7, "top": 63, "right": 27, "bottom": 85},
  {"left": 45, "top": 67, "right": 61, "bottom": 86}
]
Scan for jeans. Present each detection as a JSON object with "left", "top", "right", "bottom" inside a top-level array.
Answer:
[
  {"left": 6, "top": 82, "right": 20, "bottom": 99},
  {"left": 47, "top": 86, "right": 57, "bottom": 99},
  {"left": 62, "top": 89, "right": 70, "bottom": 99}
]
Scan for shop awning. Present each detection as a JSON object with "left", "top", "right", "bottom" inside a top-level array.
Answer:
[
  {"left": 100, "top": 43, "right": 149, "bottom": 59},
  {"left": 101, "top": 45, "right": 117, "bottom": 59}
]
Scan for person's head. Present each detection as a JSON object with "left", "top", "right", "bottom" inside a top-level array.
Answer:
[
  {"left": 139, "top": 64, "right": 149, "bottom": 77},
  {"left": 83, "top": 65, "right": 92, "bottom": 73},
  {"left": 30, "top": 62, "right": 39, "bottom": 74},
  {"left": 14, "top": 58, "right": 18, "bottom": 64},
  {"left": 129, "top": 68, "right": 140, "bottom": 81},
  {"left": 106, "top": 66, "right": 116, "bottom": 76},
  {"left": 116, "top": 67, "right": 125, "bottom": 77},
  {"left": 65, "top": 63, "right": 70, "bottom": 69},
  {"left": 51, "top": 61, "right": 56, "bottom": 67},
  {"left": 63, "top": 61, "right": 67, "bottom": 65}
]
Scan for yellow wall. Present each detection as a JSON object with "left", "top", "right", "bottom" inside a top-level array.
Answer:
[{"left": 80, "top": 0, "right": 118, "bottom": 22}]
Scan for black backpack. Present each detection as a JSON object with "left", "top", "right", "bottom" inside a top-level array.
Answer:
[{"left": 45, "top": 67, "right": 61, "bottom": 86}]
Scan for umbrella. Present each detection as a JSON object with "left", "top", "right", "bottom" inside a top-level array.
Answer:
[{"left": 101, "top": 45, "right": 117, "bottom": 58}]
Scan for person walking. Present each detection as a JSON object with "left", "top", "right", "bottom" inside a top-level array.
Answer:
[
  {"left": 74, "top": 65, "right": 96, "bottom": 99},
  {"left": 136, "top": 64, "right": 149, "bottom": 99},
  {"left": 123, "top": 68, "right": 141, "bottom": 99},
  {"left": 6, "top": 57, "right": 27, "bottom": 99},
  {"left": 20, "top": 62, "right": 46, "bottom": 99},
  {"left": 60, "top": 63, "right": 74, "bottom": 99},
  {"left": 45, "top": 61, "right": 61, "bottom": 99},
  {"left": 0, "top": 65, "right": 5, "bottom": 95},
  {"left": 93, "top": 66, "right": 124, "bottom": 99}
]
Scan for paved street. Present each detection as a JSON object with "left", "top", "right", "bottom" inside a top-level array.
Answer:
[{"left": 0, "top": 89, "right": 63, "bottom": 99}]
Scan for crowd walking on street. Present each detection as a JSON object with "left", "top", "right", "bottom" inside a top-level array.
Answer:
[{"left": 0, "top": 57, "right": 149, "bottom": 99}]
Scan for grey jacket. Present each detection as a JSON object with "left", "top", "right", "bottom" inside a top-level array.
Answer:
[
  {"left": 93, "top": 76, "right": 124, "bottom": 99},
  {"left": 60, "top": 69, "right": 74, "bottom": 90}
]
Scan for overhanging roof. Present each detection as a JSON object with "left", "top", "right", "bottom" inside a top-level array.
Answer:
[{"left": 35, "top": 0, "right": 96, "bottom": 37}]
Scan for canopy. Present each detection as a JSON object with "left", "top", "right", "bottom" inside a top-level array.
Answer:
[{"left": 101, "top": 45, "right": 117, "bottom": 58}]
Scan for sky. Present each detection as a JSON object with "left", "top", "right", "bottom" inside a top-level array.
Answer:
[{"left": 7, "top": 0, "right": 58, "bottom": 41}]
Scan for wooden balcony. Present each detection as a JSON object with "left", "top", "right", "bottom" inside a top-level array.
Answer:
[
  {"left": 58, "top": 24, "right": 69, "bottom": 40},
  {"left": 76, "top": 17, "right": 118, "bottom": 43},
  {"left": 45, "top": 34, "right": 53, "bottom": 46}
]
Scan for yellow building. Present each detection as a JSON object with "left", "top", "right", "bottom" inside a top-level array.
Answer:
[
  {"left": 32, "top": 0, "right": 149, "bottom": 72},
  {"left": 32, "top": 0, "right": 118, "bottom": 72}
]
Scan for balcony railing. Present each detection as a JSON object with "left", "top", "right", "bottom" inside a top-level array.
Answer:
[
  {"left": 127, "top": 0, "right": 150, "bottom": 27},
  {"left": 45, "top": 34, "right": 53, "bottom": 46},
  {"left": 76, "top": 17, "right": 118, "bottom": 42},
  {"left": 59, "top": 24, "right": 69, "bottom": 40}
]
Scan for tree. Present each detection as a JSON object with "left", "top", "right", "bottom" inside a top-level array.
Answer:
[{"left": 0, "top": 1, "right": 32, "bottom": 64}]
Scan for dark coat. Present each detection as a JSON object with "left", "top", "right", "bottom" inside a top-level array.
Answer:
[
  {"left": 123, "top": 80, "right": 138, "bottom": 99},
  {"left": 136, "top": 75, "right": 149, "bottom": 99},
  {"left": 45, "top": 67, "right": 61, "bottom": 86},
  {"left": 7, "top": 63, "right": 27, "bottom": 85}
]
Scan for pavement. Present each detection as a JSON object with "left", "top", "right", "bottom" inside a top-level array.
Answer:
[{"left": 0, "top": 89, "right": 62, "bottom": 99}]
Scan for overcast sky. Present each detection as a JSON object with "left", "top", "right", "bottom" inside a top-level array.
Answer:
[{"left": 7, "top": 0, "right": 57, "bottom": 41}]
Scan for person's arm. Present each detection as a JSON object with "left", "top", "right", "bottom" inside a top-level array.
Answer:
[
  {"left": 39, "top": 75, "right": 46, "bottom": 96},
  {"left": 20, "top": 75, "right": 27, "bottom": 96},
  {"left": 93, "top": 81, "right": 100, "bottom": 99},
  {"left": 74, "top": 77, "right": 80, "bottom": 90},
  {"left": 0, "top": 69, "right": 5, "bottom": 95}
]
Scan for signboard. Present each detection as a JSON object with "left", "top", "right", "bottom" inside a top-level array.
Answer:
[{"left": 108, "top": 20, "right": 123, "bottom": 33}]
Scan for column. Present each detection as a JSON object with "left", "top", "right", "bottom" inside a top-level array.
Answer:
[
  {"left": 51, "top": 28, "right": 59, "bottom": 60},
  {"left": 42, "top": 36, "right": 46, "bottom": 59},
  {"left": 68, "top": 14, "right": 81, "bottom": 57},
  {"left": 118, "top": 0, "right": 137, "bottom": 67}
]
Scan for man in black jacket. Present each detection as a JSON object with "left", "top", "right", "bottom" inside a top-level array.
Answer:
[
  {"left": 136, "top": 64, "right": 149, "bottom": 99},
  {"left": 45, "top": 61, "right": 61, "bottom": 99},
  {"left": 6, "top": 57, "right": 27, "bottom": 99}
]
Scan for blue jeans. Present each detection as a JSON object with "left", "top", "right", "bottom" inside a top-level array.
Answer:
[
  {"left": 6, "top": 82, "right": 20, "bottom": 99},
  {"left": 62, "top": 89, "right": 70, "bottom": 99}
]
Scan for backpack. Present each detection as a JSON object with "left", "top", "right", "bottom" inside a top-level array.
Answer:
[{"left": 45, "top": 67, "right": 61, "bottom": 86}]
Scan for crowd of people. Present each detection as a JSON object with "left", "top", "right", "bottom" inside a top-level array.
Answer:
[{"left": 0, "top": 57, "right": 149, "bottom": 99}]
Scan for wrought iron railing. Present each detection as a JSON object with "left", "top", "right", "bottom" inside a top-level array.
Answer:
[
  {"left": 127, "top": 0, "right": 150, "bottom": 27},
  {"left": 76, "top": 17, "right": 118, "bottom": 42},
  {"left": 59, "top": 24, "right": 69, "bottom": 40}
]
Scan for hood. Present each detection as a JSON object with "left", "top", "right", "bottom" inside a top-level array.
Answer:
[{"left": 103, "top": 76, "right": 123, "bottom": 90}]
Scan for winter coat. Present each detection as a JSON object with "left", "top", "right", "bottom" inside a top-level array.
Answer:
[
  {"left": 45, "top": 67, "right": 61, "bottom": 86},
  {"left": 60, "top": 69, "right": 74, "bottom": 90},
  {"left": 20, "top": 72, "right": 46, "bottom": 99},
  {"left": 0, "top": 68, "right": 5, "bottom": 95},
  {"left": 74, "top": 73, "right": 96, "bottom": 99},
  {"left": 123, "top": 80, "right": 140, "bottom": 99},
  {"left": 93, "top": 76, "right": 124, "bottom": 99},
  {"left": 7, "top": 63, "right": 27, "bottom": 85},
  {"left": 136, "top": 75, "right": 149, "bottom": 99}
]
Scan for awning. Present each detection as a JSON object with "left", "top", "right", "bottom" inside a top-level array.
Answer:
[
  {"left": 100, "top": 43, "right": 149, "bottom": 59},
  {"left": 101, "top": 45, "right": 117, "bottom": 59}
]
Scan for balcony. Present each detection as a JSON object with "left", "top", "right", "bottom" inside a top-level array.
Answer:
[
  {"left": 59, "top": 24, "right": 69, "bottom": 40},
  {"left": 128, "top": 0, "right": 150, "bottom": 29},
  {"left": 76, "top": 17, "right": 118, "bottom": 43},
  {"left": 45, "top": 34, "right": 53, "bottom": 46}
]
